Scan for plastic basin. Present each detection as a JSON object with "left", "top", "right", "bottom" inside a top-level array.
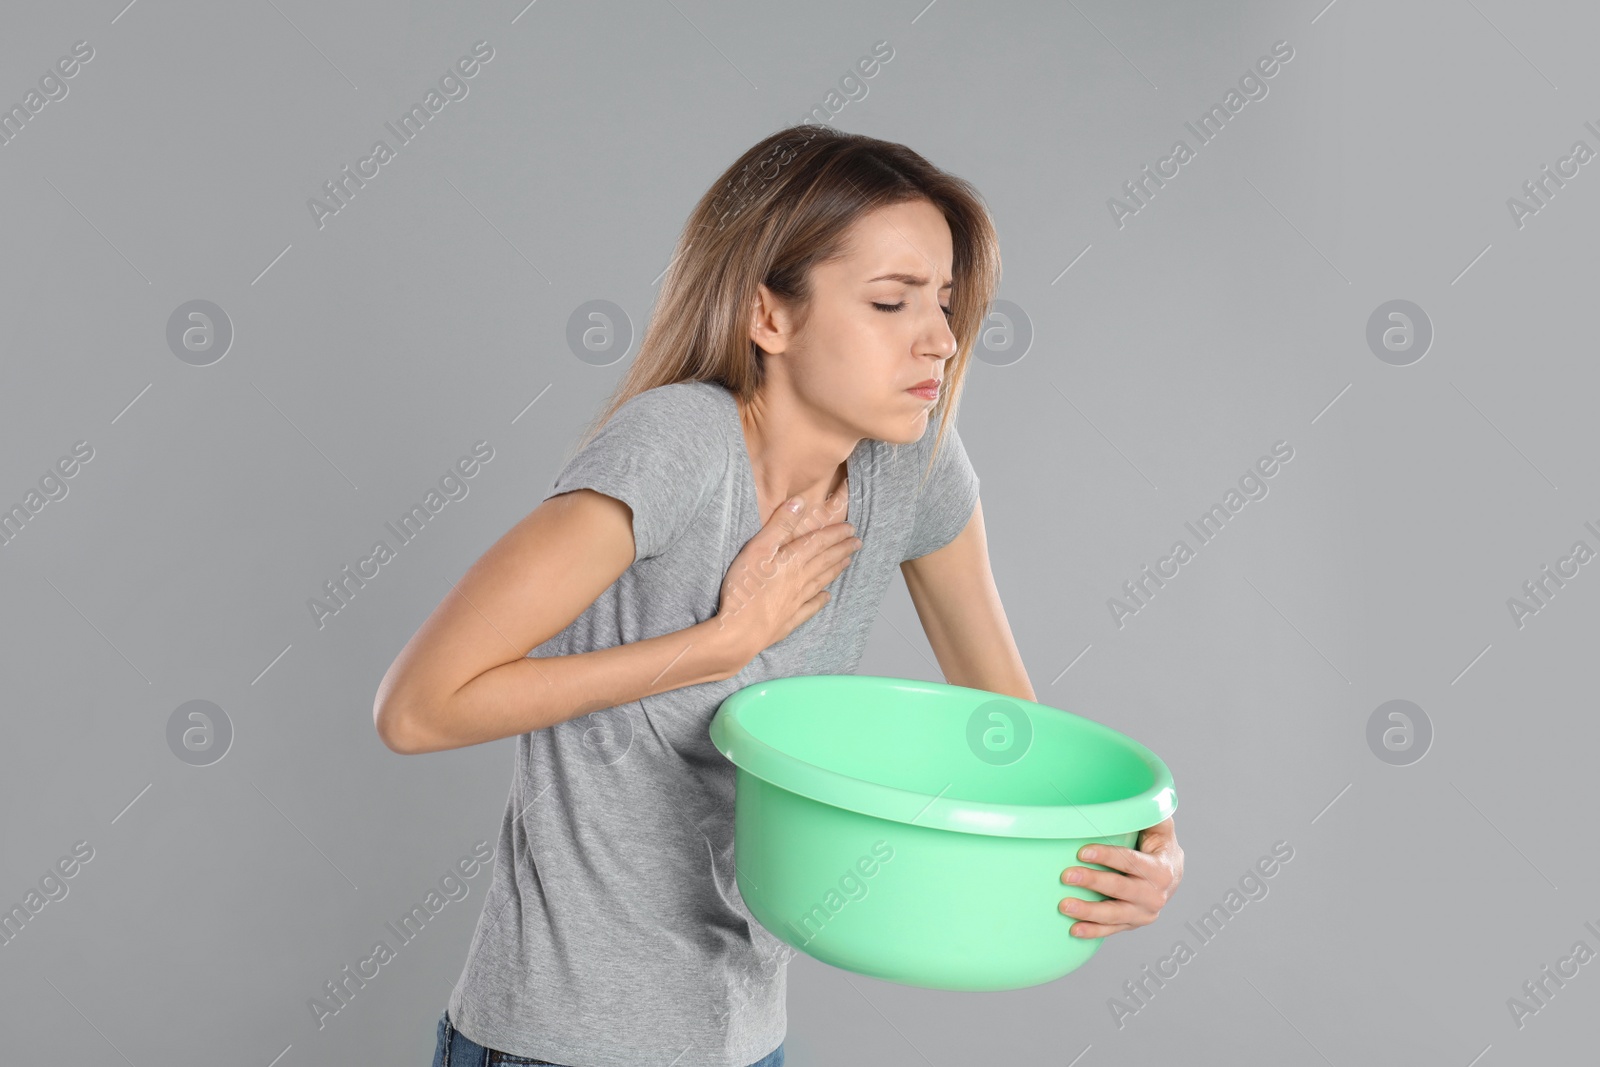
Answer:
[{"left": 708, "top": 674, "right": 1178, "bottom": 991}]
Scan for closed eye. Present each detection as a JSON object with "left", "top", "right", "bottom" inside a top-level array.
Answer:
[{"left": 874, "top": 301, "right": 955, "bottom": 320}]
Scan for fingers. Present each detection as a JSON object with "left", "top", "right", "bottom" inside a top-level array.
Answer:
[
  {"left": 1060, "top": 863, "right": 1164, "bottom": 935},
  {"left": 1060, "top": 890, "right": 1142, "bottom": 933},
  {"left": 1060, "top": 864, "right": 1142, "bottom": 904},
  {"left": 797, "top": 486, "right": 848, "bottom": 523},
  {"left": 1075, "top": 842, "right": 1158, "bottom": 880},
  {"left": 782, "top": 525, "right": 856, "bottom": 634},
  {"left": 787, "top": 495, "right": 848, "bottom": 544},
  {"left": 765, "top": 486, "right": 849, "bottom": 536},
  {"left": 765, "top": 497, "right": 809, "bottom": 540},
  {"left": 779, "top": 534, "right": 852, "bottom": 590},
  {"left": 797, "top": 529, "right": 860, "bottom": 589},
  {"left": 786, "top": 517, "right": 857, "bottom": 558},
  {"left": 1063, "top": 918, "right": 1133, "bottom": 940}
]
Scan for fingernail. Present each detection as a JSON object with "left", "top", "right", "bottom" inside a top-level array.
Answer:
[
  {"left": 1065, "top": 870, "right": 1082, "bottom": 884},
  {"left": 787, "top": 497, "right": 802, "bottom": 512},
  {"left": 1080, "top": 847, "right": 1098, "bottom": 861}
]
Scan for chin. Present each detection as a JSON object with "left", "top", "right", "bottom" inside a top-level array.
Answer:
[{"left": 878, "top": 403, "right": 932, "bottom": 445}]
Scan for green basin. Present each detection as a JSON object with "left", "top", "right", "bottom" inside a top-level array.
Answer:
[{"left": 708, "top": 675, "right": 1178, "bottom": 991}]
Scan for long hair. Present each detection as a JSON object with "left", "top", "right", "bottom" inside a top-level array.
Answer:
[{"left": 573, "top": 124, "right": 1001, "bottom": 489}]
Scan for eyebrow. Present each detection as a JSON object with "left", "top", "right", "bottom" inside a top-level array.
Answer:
[{"left": 865, "top": 271, "right": 953, "bottom": 291}]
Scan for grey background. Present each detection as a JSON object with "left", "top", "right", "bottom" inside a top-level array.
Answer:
[{"left": 2, "top": 0, "right": 1594, "bottom": 1064}]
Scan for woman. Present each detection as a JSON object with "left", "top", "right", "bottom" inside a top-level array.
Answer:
[{"left": 378, "top": 125, "right": 1184, "bottom": 1067}]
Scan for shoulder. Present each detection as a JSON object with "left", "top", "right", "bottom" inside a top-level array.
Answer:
[
  {"left": 575, "top": 380, "right": 733, "bottom": 475},
  {"left": 548, "top": 381, "right": 732, "bottom": 562},
  {"left": 612, "top": 379, "right": 729, "bottom": 425},
  {"left": 579, "top": 381, "right": 732, "bottom": 466}
]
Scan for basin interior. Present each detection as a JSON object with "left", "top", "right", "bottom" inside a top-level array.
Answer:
[{"left": 736, "top": 679, "right": 1157, "bottom": 808}]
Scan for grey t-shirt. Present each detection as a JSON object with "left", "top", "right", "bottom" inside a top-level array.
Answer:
[{"left": 447, "top": 378, "right": 979, "bottom": 1067}]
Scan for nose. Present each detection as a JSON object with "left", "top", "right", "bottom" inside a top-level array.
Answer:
[{"left": 922, "top": 307, "right": 958, "bottom": 363}]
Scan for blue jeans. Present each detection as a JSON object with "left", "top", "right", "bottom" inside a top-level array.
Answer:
[{"left": 431, "top": 1008, "right": 785, "bottom": 1067}]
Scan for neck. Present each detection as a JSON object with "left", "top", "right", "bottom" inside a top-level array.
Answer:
[{"left": 737, "top": 385, "right": 855, "bottom": 516}]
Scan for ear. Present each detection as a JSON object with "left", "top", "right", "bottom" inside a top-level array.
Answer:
[{"left": 749, "top": 282, "right": 794, "bottom": 357}]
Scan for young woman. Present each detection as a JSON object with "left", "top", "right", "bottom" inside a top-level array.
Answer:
[{"left": 380, "top": 125, "right": 1184, "bottom": 1067}]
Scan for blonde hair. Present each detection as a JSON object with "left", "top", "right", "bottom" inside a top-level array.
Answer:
[{"left": 575, "top": 124, "right": 1001, "bottom": 489}]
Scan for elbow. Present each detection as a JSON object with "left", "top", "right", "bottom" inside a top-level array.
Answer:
[
  {"left": 374, "top": 696, "right": 429, "bottom": 756},
  {"left": 374, "top": 663, "right": 453, "bottom": 754}
]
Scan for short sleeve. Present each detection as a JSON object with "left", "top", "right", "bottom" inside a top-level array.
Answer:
[
  {"left": 543, "top": 384, "right": 723, "bottom": 563},
  {"left": 900, "top": 420, "right": 980, "bottom": 562}
]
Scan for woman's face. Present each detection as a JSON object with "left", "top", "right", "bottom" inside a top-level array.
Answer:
[{"left": 759, "top": 198, "right": 959, "bottom": 446}]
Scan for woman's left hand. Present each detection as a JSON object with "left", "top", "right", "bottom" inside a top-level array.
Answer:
[{"left": 1058, "top": 816, "right": 1184, "bottom": 939}]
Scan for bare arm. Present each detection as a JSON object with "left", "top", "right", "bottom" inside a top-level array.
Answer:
[
  {"left": 373, "top": 488, "right": 745, "bottom": 755},
  {"left": 901, "top": 499, "right": 1186, "bottom": 941},
  {"left": 899, "top": 496, "right": 1036, "bottom": 703}
]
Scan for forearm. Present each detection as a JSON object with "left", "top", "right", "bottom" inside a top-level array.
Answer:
[
  {"left": 942, "top": 614, "right": 1035, "bottom": 701},
  {"left": 390, "top": 618, "right": 748, "bottom": 754},
  {"left": 943, "top": 652, "right": 1036, "bottom": 704},
  {"left": 902, "top": 565, "right": 1035, "bottom": 702}
]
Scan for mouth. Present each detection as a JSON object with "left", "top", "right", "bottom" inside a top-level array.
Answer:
[{"left": 906, "top": 379, "right": 940, "bottom": 401}]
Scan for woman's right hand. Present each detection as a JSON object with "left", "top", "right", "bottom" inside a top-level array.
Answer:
[{"left": 714, "top": 490, "right": 861, "bottom": 661}]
